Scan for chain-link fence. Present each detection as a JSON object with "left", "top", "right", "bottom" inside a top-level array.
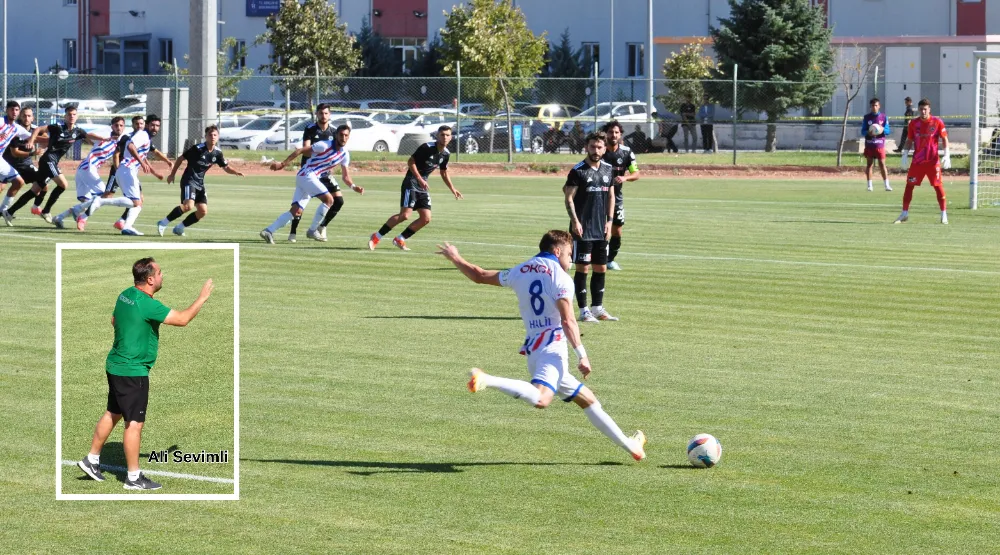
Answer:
[{"left": 5, "top": 71, "right": 978, "bottom": 162}]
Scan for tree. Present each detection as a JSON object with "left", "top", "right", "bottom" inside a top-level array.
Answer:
[
  {"left": 410, "top": 34, "right": 444, "bottom": 78},
  {"left": 354, "top": 16, "right": 401, "bottom": 78},
  {"left": 660, "top": 39, "right": 716, "bottom": 113},
  {"left": 708, "top": 0, "right": 835, "bottom": 152},
  {"left": 538, "top": 29, "right": 592, "bottom": 109},
  {"left": 834, "top": 46, "right": 880, "bottom": 167},
  {"left": 440, "top": 0, "right": 547, "bottom": 161},
  {"left": 160, "top": 37, "right": 253, "bottom": 107},
  {"left": 255, "top": 0, "right": 361, "bottom": 108}
]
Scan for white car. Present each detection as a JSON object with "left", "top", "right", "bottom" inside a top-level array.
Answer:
[
  {"left": 561, "top": 101, "right": 657, "bottom": 135},
  {"left": 382, "top": 109, "right": 457, "bottom": 154},
  {"left": 219, "top": 114, "right": 310, "bottom": 150},
  {"left": 345, "top": 110, "right": 402, "bottom": 125},
  {"left": 261, "top": 116, "right": 400, "bottom": 153}
]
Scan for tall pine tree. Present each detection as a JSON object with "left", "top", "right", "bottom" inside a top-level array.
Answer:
[{"left": 538, "top": 29, "right": 591, "bottom": 109}]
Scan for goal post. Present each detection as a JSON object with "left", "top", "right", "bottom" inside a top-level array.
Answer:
[{"left": 970, "top": 50, "right": 1000, "bottom": 209}]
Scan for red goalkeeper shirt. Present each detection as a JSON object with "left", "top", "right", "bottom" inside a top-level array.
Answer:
[{"left": 907, "top": 116, "right": 948, "bottom": 166}]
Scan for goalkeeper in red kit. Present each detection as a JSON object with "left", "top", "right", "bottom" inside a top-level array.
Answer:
[{"left": 897, "top": 98, "right": 951, "bottom": 224}]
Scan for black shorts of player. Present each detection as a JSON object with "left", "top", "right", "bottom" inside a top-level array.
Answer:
[
  {"left": 106, "top": 372, "right": 150, "bottom": 422},
  {"left": 320, "top": 174, "right": 341, "bottom": 194},
  {"left": 12, "top": 164, "right": 39, "bottom": 184},
  {"left": 572, "top": 238, "right": 609, "bottom": 265},
  {"left": 36, "top": 158, "right": 61, "bottom": 183},
  {"left": 104, "top": 173, "right": 119, "bottom": 195},
  {"left": 400, "top": 184, "right": 432, "bottom": 210},
  {"left": 180, "top": 182, "right": 208, "bottom": 204}
]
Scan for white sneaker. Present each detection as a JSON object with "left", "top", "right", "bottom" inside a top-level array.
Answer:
[
  {"left": 53, "top": 216, "right": 65, "bottom": 229},
  {"left": 591, "top": 306, "right": 619, "bottom": 321},
  {"left": 866, "top": 184, "right": 873, "bottom": 192},
  {"left": 607, "top": 261, "right": 622, "bottom": 271},
  {"left": 941, "top": 213, "right": 949, "bottom": 225},
  {"left": 630, "top": 430, "right": 647, "bottom": 461},
  {"left": 157, "top": 221, "right": 167, "bottom": 236},
  {"left": 260, "top": 229, "right": 274, "bottom": 244},
  {"left": 1, "top": 208, "right": 13, "bottom": 226},
  {"left": 317, "top": 225, "right": 327, "bottom": 241},
  {"left": 306, "top": 228, "right": 326, "bottom": 242},
  {"left": 121, "top": 227, "right": 144, "bottom": 236},
  {"left": 893, "top": 213, "right": 908, "bottom": 224},
  {"left": 580, "top": 308, "right": 599, "bottom": 323},
  {"left": 287, "top": 233, "right": 296, "bottom": 243},
  {"left": 172, "top": 225, "right": 185, "bottom": 236},
  {"left": 885, "top": 184, "right": 893, "bottom": 192}
]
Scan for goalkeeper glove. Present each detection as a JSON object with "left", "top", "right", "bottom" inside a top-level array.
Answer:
[
  {"left": 900, "top": 151, "right": 909, "bottom": 169},
  {"left": 942, "top": 148, "right": 952, "bottom": 170}
]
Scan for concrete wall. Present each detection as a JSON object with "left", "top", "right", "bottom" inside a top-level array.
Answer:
[
  {"left": 1, "top": 0, "right": 78, "bottom": 73},
  {"left": 828, "top": 0, "right": 951, "bottom": 36}
]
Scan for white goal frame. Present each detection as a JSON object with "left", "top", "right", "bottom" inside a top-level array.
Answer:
[{"left": 970, "top": 50, "right": 1000, "bottom": 209}]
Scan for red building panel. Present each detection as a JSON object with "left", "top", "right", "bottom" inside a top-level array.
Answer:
[
  {"left": 957, "top": 0, "right": 986, "bottom": 36},
  {"left": 372, "top": 0, "right": 428, "bottom": 38}
]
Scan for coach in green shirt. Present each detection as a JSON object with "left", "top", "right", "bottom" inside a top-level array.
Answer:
[{"left": 77, "top": 257, "right": 214, "bottom": 491}]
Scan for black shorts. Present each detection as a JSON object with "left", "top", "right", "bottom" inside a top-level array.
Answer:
[
  {"left": 106, "top": 372, "right": 149, "bottom": 422},
  {"left": 400, "top": 184, "right": 431, "bottom": 210},
  {"left": 37, "top": 158, "right": 61, "bottom": 183},
  {"left": 12, "top": 164, "right": 38, "bottom": 184},
  {"left": 104, "top": 172, "right": 119, "bottom": 194},
  {"left": 181, "top": 182, "right": 208, "bottom": 204},
  {"left": 613, "top": 193, "right": 625, "bottom": 226},
  {"left": 320, "top": 174, "right": 341, "bottom": 193},
  {"left": 572, "top": 238, "right": 609, "bottom": 265}
]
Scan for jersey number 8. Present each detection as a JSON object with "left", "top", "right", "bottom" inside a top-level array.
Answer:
[{"left": 529, "top": 280, "right": 545, "bottom": 315}]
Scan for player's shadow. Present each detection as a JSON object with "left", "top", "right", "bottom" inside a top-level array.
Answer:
[
  {"left": 364, "top": 315, "right": 520, "bottom": 321},
  {"left": 658, "top": 464, "right": 707, "bottom": 471},
  {"left": 247, "top": 458, "right": 623, "bottom": 476},
  {"left": 772, "top": 219, "right": 882, "bottom": 225},
  {"left": 76, "top": 442, "right": 180, "bottom": 482}
]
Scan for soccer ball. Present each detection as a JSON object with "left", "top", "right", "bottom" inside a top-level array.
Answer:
[
  {"left": 687, "top": 433, "right": 722, "bottom": 468},
  {"left": 869, "top": 123, "right": 883, "bottom": 136}
]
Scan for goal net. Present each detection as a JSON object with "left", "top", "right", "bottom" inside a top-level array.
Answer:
[{"left": 971, "top": 51, "right": 1000, "bottom": 209}]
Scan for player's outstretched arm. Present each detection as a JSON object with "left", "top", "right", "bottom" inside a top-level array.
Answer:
[
  {"left": 223, "top": 165, "right": 245, "bottom": 178},
  {"left": 163, "top": 279, "right": 214, "bottom": 327},
  {"left": 436, "top": 242, "right": 500, "bottom": 286},
  {"left": 556, "top": 298, "right": 591, "bottom": 378},
  {"left": 441, "top": 169, "right": 462, "bottom": 199},
  {"left": 86, "top": 131, "right": 109, "bottom": 144},
  {"left": 341, "top": 164, "right": 362, "bottom": 194},
  {"left": 271, "top": 145, "right": 312, "bottom": 170},
  {"left": 25, "top": 125, "right": 47, "bottom": 150},
  {"left": 166, "top": 156, "right": 186, "bottom": 184}
]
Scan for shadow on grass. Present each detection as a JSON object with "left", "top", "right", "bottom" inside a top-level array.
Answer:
[
  {"left": 659, "top": 464, "right": 706, "bottom": 470},
  {"left": 364, "top": 315, "right": 520, "bottom": 321},
  {"left": 79, "top": 442, "right": 181, "bottom": 482},
  {"left": 247, "top": 458, "right": 624, "bottom": 476}
]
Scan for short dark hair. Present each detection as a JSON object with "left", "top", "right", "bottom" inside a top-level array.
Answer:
[
  {"left": 131, "top": 115, "right": 144, "bottom": 125},
  {"left": 603, "top": 120, "right": 624, "bottom": 134},
  {"left": 205, "top": 124, "right": 219, "bottom": 135},
  {"left": 64, "top": 105, "right": 77, "bottom": 114},
  {"left": 918, "top": 98, "right": 931, "bottom": 108},
  {"left": 539, "top": 230, "right": 573, "bottom": 253},
  {"left": 869, "top": 97, "right": 880, "bottom": 106},
  {"left": 335, "top": 123, "right": 351, "bottom": 134},
  {"left": 146, "top": 113, "right": 161, "bottom": 124},
  {"left": 5, "top": 100, "right": 19, "bottom": 110},
  {"left": 316, "top": 103, "right": 330, "bottom": 113},
  {"left": 132, "top": 257, "right": 158, "bottom": 284},
  {"left": 110, "top": 116, "right": 125, "bottom": 126},
  {"left": 438, "top": 125, "right": 452, "bottom": 134},
  {"left": 904, "top": 96, "right": 912, "bottom": 102},
  {"left": 585, "top": 131, "right": 607, "bottom": 145}
]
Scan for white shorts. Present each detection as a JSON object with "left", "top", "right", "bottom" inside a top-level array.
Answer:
[
  {"left": 75, "top": 167, "right": 106, "bottom": 200},
  {"left": 292, "top": 173, "right": 329, "bottom": 208},
  {"left": 0, "top": 158, "right": 20, "bottom": 183},
  {"left": 116, "top": 166, "right": 141, "bottom": 200},
  {"left": 526, "top": 339, "right": 583, "bottom": 402}
]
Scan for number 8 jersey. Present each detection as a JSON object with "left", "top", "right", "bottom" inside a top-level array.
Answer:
[{"left": 498, "top": 251, "right": 575, "bottom": 354}]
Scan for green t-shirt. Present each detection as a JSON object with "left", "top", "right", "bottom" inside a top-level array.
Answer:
[{"left": 106, "top": 286, "right": 171, "bottom": 377}]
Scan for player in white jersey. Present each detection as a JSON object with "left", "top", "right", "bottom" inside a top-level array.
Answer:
[
  {"left": 0, "top": 101, "right": 32, "bottom": 210},
  {"left": 259, "top": 124, "right": 362, "bottom": 244},
  {"left": 52, "top": 116, "right": 126, "bottom": 231},
  {"left": 436, "top": 230, "right": 646, "bottom": 461}
]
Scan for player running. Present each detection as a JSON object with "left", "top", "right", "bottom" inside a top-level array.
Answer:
[
  {"left": 601, "top": 120, "right": 640, "bottom": 271},
  {"left": 0, "top": 102, "right": 33, "bottom": 218},
  {"left": 861, "top": 98, "right": 892, "bottom": 192},
  {"left": 437, "top": 230, "right": 646, "bottom": 462},
  {"left": 156, "top": 125, "right": 244, "bottom": 237},
  {"left": 286, "top": 104, "right": 336, "bottom": 242},
  {"left": 51, "top": 116, "right": 126, "bottom": 231},
  {"left": 564, "top": 131, "right": 618, "bottom": 323},
  {"left": 1, "top": 103, "right": 39, "bottom": 220},
  {"left": 897, "top": 98, "right": 951, "bottom": 224},
  {"left": 259, "top": 124, "right": 359, "bottom": 244},
  {"left": 368, "top": 126, "right": 462, "bottom": 251}
]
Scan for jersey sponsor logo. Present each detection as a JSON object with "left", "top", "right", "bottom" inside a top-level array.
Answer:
[
  {"left": 519, "top": 263, "right": 553, "bottom": 277},
  {"left": 118, "top": 294, "right": 136, "bottom": 306},
  {"left": 603, "top": 176, "right": 609, "bottom": 183}
]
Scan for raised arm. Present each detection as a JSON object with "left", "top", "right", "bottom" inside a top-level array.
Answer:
[
  {"left": 340, "top": 163, "right": 362, "bottom": 194},
  {"left": 162, "top": 279, "right": 214, "bottom": 327},
  {"left": 271, "top": 144, "right": 313, "bottom": 170}
]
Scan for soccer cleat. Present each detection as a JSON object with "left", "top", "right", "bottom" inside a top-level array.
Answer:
[
  {"left": 392, "top": 237, "right": 410, "bottom": 251},
  {"left": 306, "top": 228, "right": 326, "bottom": 242},
  {"left": 607, "top": 261, "right": 622, "bottom": 271},
  {"left": 1, "top": 208, "right": 13, "bottom": 226},
  {"left": 76, "top": 217, "right": 87, "bottom": 231},
  {"left": 287, "top": 233, "right": 296, "bottom": 243},
  {"left": 113, "top": 219, "right": 125, "bottom": 231},
  {"left": 941, "top": 213, "right": 949, "bottom": 225},
  {"left": 317, "top": 225, "right": 328, "bottom": 241},
  {"left": 30, "top": 205, "right": 42, "bottom": 216},
  {"left": 53, "top": 216, "right": 65, "bottom": 229},
  {"left": 630, "top": 430, "right": 647, "bottom": 461},
  {"left": 468, "top": 368, "right": 486, "bottom": 393},
  {"left": 41, "top": 212, "right": 53, "bottom": 223},
  {"left": 121, "top": 227, "right": 144, "bottom": 236},
  {"left": 893, "top": 214, "right": 908, "bottom": 224},
  {"left": 260, "top": 229, "right": 275, "bottom": 244},
  {"left": 123, "top": 473, "right": 162, "bottom": 491},
  {"left": 77, "top": 458, "right": 105, "bottom": 482},
  {"left": 368, "top": 233, "right": 380, "bottom": 250},
  {"left": 580, "top": 308, "right": 599, "bottom": 323},
  {"left": 885, "top": 184, "right": 893, "bottom": 192},
  {"left": 866, "top": 184, "right": 873, "bottom": 192},
  {"left": 157, "top": 221, "right": 167, "bottom": 236},
  {"left": 172, "top": 225, "right": 185, "bottom": 236},
  {"left": 592, "top": 307, "right": 619, "bottom": 321}
]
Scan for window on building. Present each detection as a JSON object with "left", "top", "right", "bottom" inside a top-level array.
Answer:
[
  {"left": 159, "top": 39, "right": 173, "bottom": 66},
  {"left": 64, "top": 39, "right": 77, "bottom": 71},
  {"left": 627, "top": 43, "right": 644, "bottom": 77},
  {"left": 64, "top": 0, "right": 77, "bottom": 5},
  {"left": 233, "top": 40, "right": 247, "bottom": 69},
  {"left": 582, "top": 42, "right": 600, "bottom": 73},
  {"left": 389, "top": 37, "right": 426, "bottom": 74}
]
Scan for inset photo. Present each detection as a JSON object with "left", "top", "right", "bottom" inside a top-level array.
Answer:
[{"left": 56, "top": 244, "right": 239, "bottom": 500}]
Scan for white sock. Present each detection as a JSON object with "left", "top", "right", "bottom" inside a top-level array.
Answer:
[
  {"left": 87, "top": 453, "right": 100, "bottom": 465},
  {"left": 96, "top": 197, "right": 133, "bottom": 209},
  {"left": 56, "top": 207, "right": 73, "bottom": 221},
  {"left": 267, "top": 211, "right": 294, "bottom": 232},
  {"left": 867, "top": 180, "right": 873, "bottom": 188},
  {"left": 127, "top": 470, "right": 141, "bottom": 481},
  {"left": 583, "top": 401, "right": 633, "bottom": 453},
  {"left": 158, "top": 217, "right": 169, "bottom": 226},
  {"left": 481, "top": 373, "right": 541, "bottom": 406},
  {"left": 310, "top": 204, "right": 329, "bottom": 231},
  {"left": 884, "top": 179, "right": 890, "bottom": 187},
  {"left": 77, "top": 198, "right": 95, "bottom": 216},
  {"left": 124, "top": 206, "right": 142, "bottom": 229},
  {"left": 0, "top": 195, "right": 12, "bottom": 211}
]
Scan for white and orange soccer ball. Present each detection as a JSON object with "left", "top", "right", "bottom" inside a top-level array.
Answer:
[
  {"left": 687, "top": 433, "right": 722, "bottom": 468},
  {"left": 868, "top": 123, "right": 883, "bottom": 136}
]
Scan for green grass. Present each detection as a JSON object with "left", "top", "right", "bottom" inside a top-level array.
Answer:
[{"left": 2, "top": 172, "right": 999, "bottom": 551}]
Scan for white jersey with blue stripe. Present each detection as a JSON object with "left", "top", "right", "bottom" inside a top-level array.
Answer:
[
  {"left": 498, "top": 252, "right": 575, "bottom": 354},
  {"left": 0, "top": 121, "right": 30, "bottom": 153},
  {"left": 78, "top": 136, "right": 118, "bottom": 171},
  {"left": 297, "top": 140, "right": 349, "bottom": 177},
  {"left": 122, "top": 130, "right": 151, "bottom": 170}
]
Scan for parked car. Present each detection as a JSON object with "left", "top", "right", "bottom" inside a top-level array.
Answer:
[
  {"left": 520, "top": 104, "right": 581, "bottom": 152},
  {"left": 217, "top": 112, "right": 260, "bottom": 129},
  {"left": 261, "top": 115, "right": 400, "bottom": 153},
  {"left": 439, "top": 102, "right": 484, "bottom": 115},
  {"left": 345, "top": 110, "right": 402, "bottom": 125},
  {"left": 115, "top": 103, "right": 146, "bottom": 115},
  {"left": 392, "top": 100, "right": 444, "bottom": 111},
  {"left": 452, "top": 112, "right": 543, "bottom": 154},
  {"left": 10, "top": 97, "right": 57, "bottom": 111},
  {"left": 219, "top": 113, "right": 310, "bottom": 150},
  {"left": 561, "top": 101, "right": 657, "bottom": 136}
]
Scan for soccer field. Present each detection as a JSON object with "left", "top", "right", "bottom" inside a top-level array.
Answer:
[{"left": 2, "top": 172, "right": 999, "bottom": 551}]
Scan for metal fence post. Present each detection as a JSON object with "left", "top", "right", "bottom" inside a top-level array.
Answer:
[
  {"left": 172, "top": 59, "right": 180, "bottom": 156},
  {"left": 971, "top": 56, "right": 982, "bottom": 210},
  {"left": 732, "top": 64, "right": 738, "bottom": 166},
  {"left": 284, "top": 81, "right": 291, "bottom": 151},
  {"left": 34, "top": 59, "right": 39, "bottom": 115},
  {"left": 594, "top": 61, "right": 599, "bottom": 131},
  {"left": 455, "top": 60, "right": 461, "bottom": 161},
  {"left": 314, "top": 59, "right": 320, "bottom": 113}
]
